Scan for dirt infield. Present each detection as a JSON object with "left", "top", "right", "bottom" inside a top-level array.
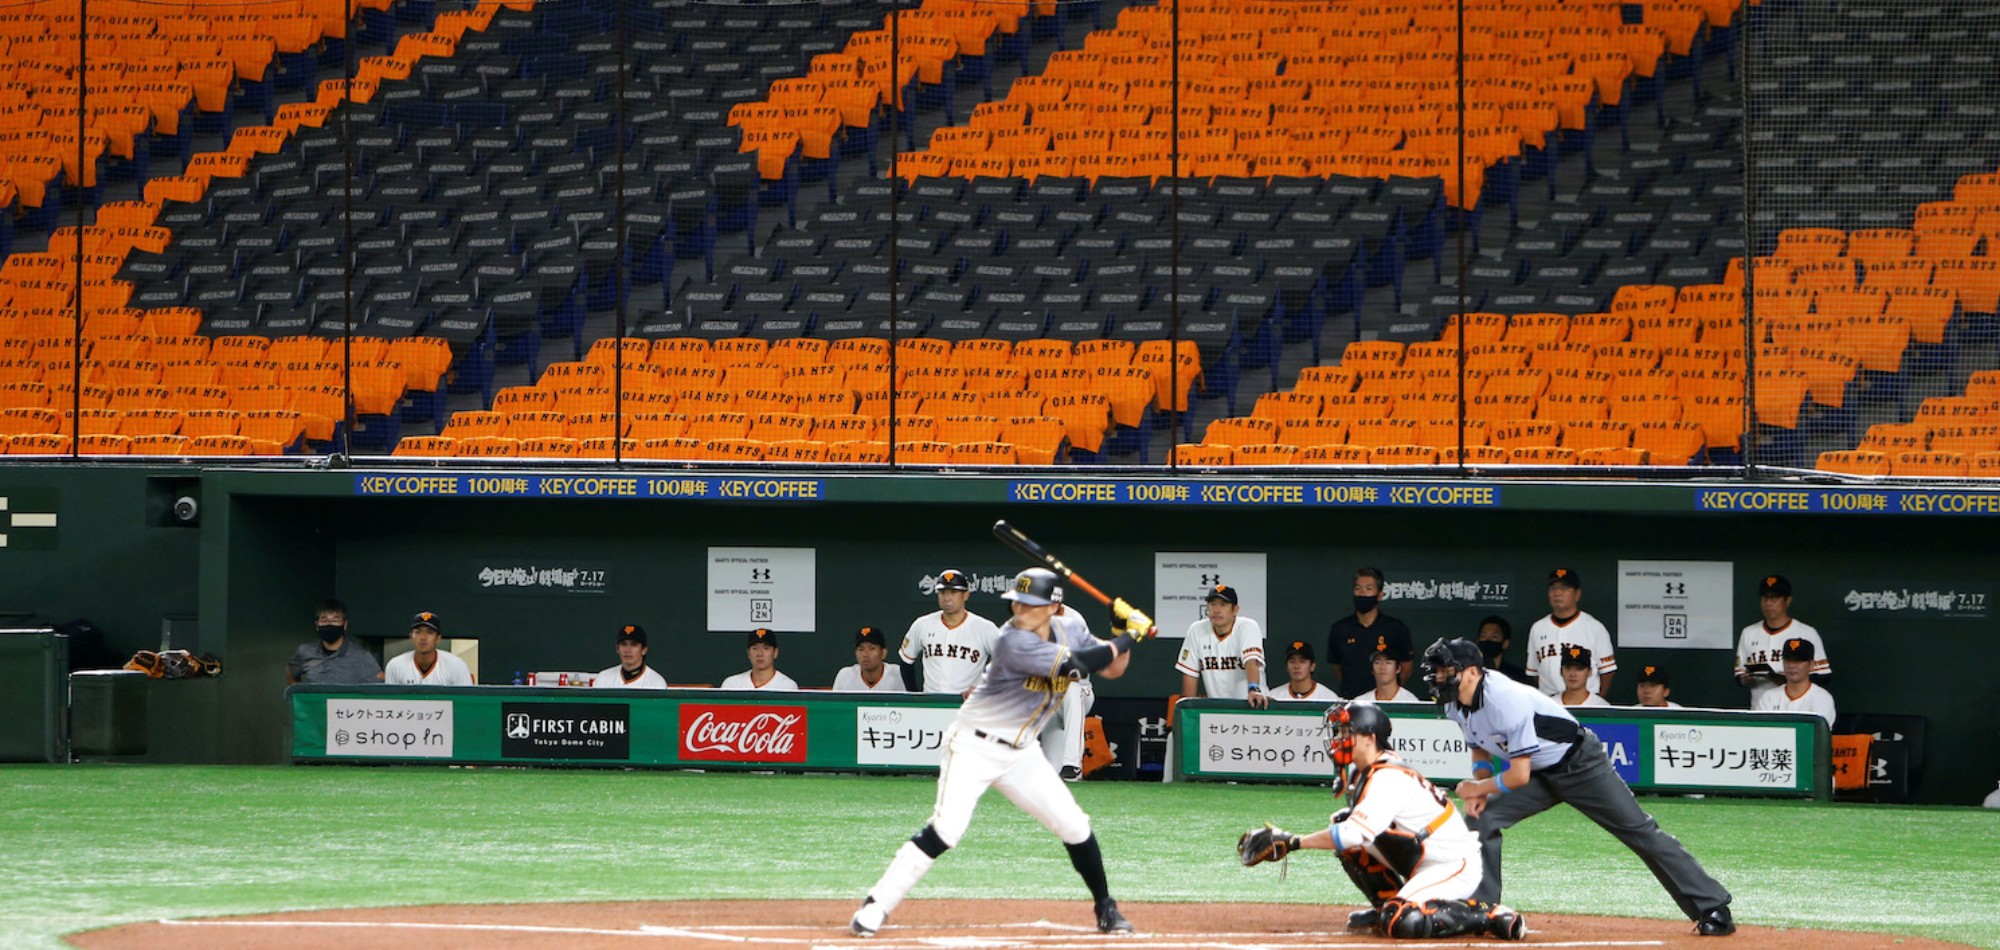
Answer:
[{"left": 67, "top": 899, "right": 1968, "bottom": 949}]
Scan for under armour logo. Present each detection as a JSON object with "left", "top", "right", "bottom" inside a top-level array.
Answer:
[
  {"left": 1200, "top": 574, "right": 1219, "bottom": 586},
  {"left": 752, "top": 569, "right": 771, "bottom": 581},
  {"left": 1869, "top": 758, "right": 1889, "bottom": 781},
  {"left": 1664, "top": 582, "right": 1686, "bottom": 595}
]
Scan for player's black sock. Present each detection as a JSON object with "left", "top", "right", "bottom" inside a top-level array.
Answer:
[{"left": 1064, "top": 835, "right": 1112, "bottom": 903}]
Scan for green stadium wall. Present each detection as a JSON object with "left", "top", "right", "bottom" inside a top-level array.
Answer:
[{"left": 0, "top": 464, "right": 1991, "bottom": 804}]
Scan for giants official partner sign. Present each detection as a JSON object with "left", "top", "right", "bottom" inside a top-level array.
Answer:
[
  {"left": 679, "top": 703, "right": 809, "bottom": 764},
  {"left": 500, "top": 702, "right": 630, "bottom": 760}
]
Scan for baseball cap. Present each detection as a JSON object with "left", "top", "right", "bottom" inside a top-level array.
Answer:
[
  {"left": 1758, "top": 574, "right": 1793, "bottom": 597},
  {"left": 1548, "top": 567, "right": 1582, "bottom": 589},
  {"left": 1285, "top": 640, "right": 1315, "bottom": 661},
  {"left": 616, "top": 623, "right": 647, "bottom": 646},
  {"left": 1637, "top": 664, "right": 1671, "bottom": 686},
  {"left": 935, "top": 569, "right": 971, "bottom": 592},
  {"left": 1560, "top": 645, "right": 1593, "bottom": 668},
  {"left": 747, "top": 627, "right": 779, "bottom": 648},
  {"left": 1205, "top": 584, "right": 1239, "bottom": 605},
  {"left": 855, "top": 625, "right": 886, "bottom": 647},
  {"left": 411, "top": 611, "right": 441, "bottom": 633},
  {"left": 1781, "top": 637, "right": 1815, "bottom": 662},
  {"left": 1368, "top": 635, "right": 1396, "bottom": 662}
]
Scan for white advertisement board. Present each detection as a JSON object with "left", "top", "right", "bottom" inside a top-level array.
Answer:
[
  {"left": 708, "top": 547, "right": 817, "bottom": 632},
  {"left": 1190, "top": 709, "right": 1473, "bottom": 781},
  {"left": 1651, "top": 722, "right": 1801, "bottom": 789},
  {"left": 1153, "top": 552, "right": 1268, "bottom": 638},
  {"left": 854, "top": 705, "right": 961, "bottom": 767},
  {"left": 326, "top": 698, "right": 454, "bottom": 758},
  {"left": 1616, "top": 560, "right": 1735, "bottom": 649}
]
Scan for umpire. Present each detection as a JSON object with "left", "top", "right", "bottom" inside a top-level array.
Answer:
[{"left": 1421, "top": 639, "right": 1736, "bottom": 937}]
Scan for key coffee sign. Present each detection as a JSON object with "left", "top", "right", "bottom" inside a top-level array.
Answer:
[{"left": 679, "top": 703, "right": 809, "bottom": 764}]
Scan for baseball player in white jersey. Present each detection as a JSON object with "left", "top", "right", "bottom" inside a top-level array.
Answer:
[
  {"left": 834, "top": 625, "right": 910, "bottom": 692},
  {"left": 1236, "top": 702, "right": 1523, "bottom": 940},
  {"left": 1634, "top": 664, "right": 1683, "bottom": 708},
  {"left": 852, "top": 568, "right": 1154, "bottom": 938},
  {"left": 1753, "top": 637, "right": 1836, "bottom": 726},
  {"left": 1364, "top": 646, "right": 1422, "bottom": 702},
  {"left": 1176, "top": 584, "right": 1268, "bottom": 706},
  {"left": 900, "top": 568, "right": 1001, "bottom": 697},
  {"left": 594, "top": 624, "right": 667, "bottom": 688},
  {"left": 1736, "top": 574, "right": 1829, "bottom": 707},
  {"left": 1556, "top": 646, "right": 1610, "bottom": 707},
  {"left": 722, "top": 627, "right": 800, "bottom": 690},
  {"left": 1524, "top": 568, "right": 1616, "bottom": 698},
  {"left": 383, "top": 611, "right": 475, "bottom": 686},
  {"left": 1273, "top": 640, "right": 1340, "bottom": 702},
  {"left": 1041, "top": 603, "right": 1096, "bottom": 779}
]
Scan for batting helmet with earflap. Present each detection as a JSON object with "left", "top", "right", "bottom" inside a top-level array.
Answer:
[{"left": 1001, "top": 567, "right": 1064, "bottom": 606}]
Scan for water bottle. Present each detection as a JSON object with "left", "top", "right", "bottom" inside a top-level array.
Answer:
[{"left": 511, "top": 670, "right": 524, "bottom": 686}]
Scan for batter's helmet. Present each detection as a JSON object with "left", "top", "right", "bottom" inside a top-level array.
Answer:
[{"left": 1001, "top": 567, "right": 1063, "bottom": 606}]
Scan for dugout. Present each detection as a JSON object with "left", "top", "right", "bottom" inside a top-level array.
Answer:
[{"left": 0, "top": 462, "right": 1993, "bottom": 804}]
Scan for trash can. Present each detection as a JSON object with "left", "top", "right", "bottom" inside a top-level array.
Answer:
[
  {"left": 0, "top": 629, "right": 68, "bottom": 762},
  {"left": 70, "top": 670, "right": 151, "bottom": 758}
]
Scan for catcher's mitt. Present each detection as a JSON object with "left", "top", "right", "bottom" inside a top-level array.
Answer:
[{"left": 1237, "top": 823, "right": 1302, "bottom": 867}]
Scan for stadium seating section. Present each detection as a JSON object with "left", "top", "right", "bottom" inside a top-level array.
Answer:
[{"left": 2, "top": 0, "right": 1999, "bottom": 477}]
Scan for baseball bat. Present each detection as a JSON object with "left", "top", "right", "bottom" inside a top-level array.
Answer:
[{"left": 991, "top": 520, "right": 1114, "bottom": 605}]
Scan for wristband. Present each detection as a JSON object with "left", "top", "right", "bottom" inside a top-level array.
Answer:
[
  {"left": 1471, "top": 761, "right": 1494, "bottom": 779},
  {"left": 1247, "top": 683, "right": 1263, "bottom": 693},
  {"left": 1488, "top": 776, "right": 1508, "bottom": 798}
]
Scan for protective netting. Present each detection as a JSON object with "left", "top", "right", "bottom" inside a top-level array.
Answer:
[{"left": 0, "top": 0, "right": 1992, "bottom": 475}]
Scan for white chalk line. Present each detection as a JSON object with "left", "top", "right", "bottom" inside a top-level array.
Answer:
[{"left": 155, "top": 916, "right": 1666, "bottom": 948}]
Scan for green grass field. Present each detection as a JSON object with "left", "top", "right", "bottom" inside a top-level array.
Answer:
[{"left": 4, "top": 765, "right": 1992, "bottom": 949}]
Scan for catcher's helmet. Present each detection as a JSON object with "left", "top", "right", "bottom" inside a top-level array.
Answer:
[
  {"left": 1323, "top": 700, "right": 1393, "bottom": 773},
  {"left": 1002, "top": 567, "right": 1064, "bottom": 606}
]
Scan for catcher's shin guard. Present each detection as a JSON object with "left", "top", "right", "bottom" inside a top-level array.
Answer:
[
  {"left": 1382, "top": 898, "right": 1431, "bottom": 939},
  {"left": 1338, "top": 849, "right": 1403, "bottom": 912}
]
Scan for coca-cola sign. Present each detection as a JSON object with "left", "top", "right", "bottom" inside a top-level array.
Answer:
[{"left": 679, "top": 704, "right": 809, "bottom": 763}]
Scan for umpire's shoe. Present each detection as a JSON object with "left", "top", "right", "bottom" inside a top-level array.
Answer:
[
  {"left": 1345, "top": 909, "right": 1379, "bottom": 931},
  {"left": 1095, "top": 897, "right": 1134, "bottom": 933},
  {"left": 851, "top": 897, "right": 884, "bottom": 937},
  {"left": 1695, "top": 906, "right": 1736, "bottom": 937}
]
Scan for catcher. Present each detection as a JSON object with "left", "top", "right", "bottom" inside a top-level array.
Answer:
[{"left": 1237, "top": 701, "right": 1525, "bottom": 941}]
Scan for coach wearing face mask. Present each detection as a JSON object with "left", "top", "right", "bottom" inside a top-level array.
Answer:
[
  {"left": 1326, "top": 567, "right": 1413, "bottom": 699},
  {"left": 286, "top": 598, "right": 384, "bottom": 685}
]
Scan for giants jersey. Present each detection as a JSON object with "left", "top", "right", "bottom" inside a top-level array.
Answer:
[
  {"left": 1524, "top": 610, "right": 1616, "bottom": 694},
  {"left": 954, "top": 617, "right": 1101, "bottom": 748},
  {"left": 594, "top": 665, "right": 666, "bottom": 689},
  {"left": 1754, "top": 682, "right": 1836, "bottom": 726},
  {"left": 383, "top": 650, "right": 473, "bottom": 686},
  {"left": 1736, "top": 619, "right": 1829, "bottom": 705},
  {"left": 1330, "top": 755, "right": 1478, "bottom": 869},
  {"left": 1274, "top": 681, "right": 1339, "bottom": 702},
  {"left": 900, "top": 610, "right": 1001, "bottom": 694},
  {"left": 832, "top": 664, "right": 909, "bottom": 692},
  {"left": 1175, "top": 617, "right": 1266, "bottom": 699}
]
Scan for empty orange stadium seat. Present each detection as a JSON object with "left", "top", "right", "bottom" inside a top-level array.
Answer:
[
  {"left": 454, "top": 436, "right": 520, "bottom": 458},
  {"left": 949, "top": 441, "right": 1018, "bottom": 465},
  {"left": 1577, "top": 446, "right": 1650, "bottom": 466},
  {"left": 184, "top": 434, "right": 254, "bottom": 456},
  {"left": 1173, "top": 443, "right": 1235, "bottom": 467},
  {"left": 1489, "top": 420, "right": 1559, "bottom": 448},
  {"left": 9, "top": 433, "right": 73, "bottom": 455},
  {"left": 78, "top": 433, "right": 130, "bottom": 456},
  {"left": 1969, "top": 453, "right": 2000, "bottom": 478},
  {"left": 1234, "top": 443, "right": 1301, "bottom": 466},
  {"left": 1204, "top": 416, "right": 1279, "bottom": 447},
  {"left": 1561, "top": 420, "right": 1633, "bottom": 451},
  {"left": 1441, "top": 444, "right": 1509, "bottom": 465},
  {"left": 392, "top": 436, "right": 456, "bottom": 457},
  {"left": 825, "top": 440, "right": 890, "bottom": 464},
  {"left": 1632, "top": 422, "right": 1707, "bottom": 465},
  {"left": 1890, "top": 450, "right": 1968, "bottom": 477},
  {"left": 762, "top": 439, "right": 829, "bottom": 463},
  {"left": 893, "top": 440, "right": 954, "bottom": 464},
  {"left": 1508, "top": 445, "right": 1577, "bottom": 465},
  {"left": 1297, "top": 444, "right": 1371, "bottom": 465},
  {"left": 1371, "top": 444, "right": 1439, "bottom": 466},
  {"left": 633, "top": 437, "right": 702, "bottom": 461},
  {"left": 1816, "top": 450, "right": 1889, "bottom": 477}
]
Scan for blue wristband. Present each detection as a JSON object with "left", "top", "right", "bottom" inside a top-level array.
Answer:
[
  {"left": 1471, "top": 762, "right": 1494, "bottom": 779},
  {"left": 1489, "top": 777, "right": 1508, "bottom": 798}
]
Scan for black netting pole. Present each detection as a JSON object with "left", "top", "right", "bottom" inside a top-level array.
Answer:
[{"left": 1738, "top": 8, "right": 1757, "bottom": 476}]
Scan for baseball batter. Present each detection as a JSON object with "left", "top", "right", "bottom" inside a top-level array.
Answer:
[
  {"left": 1237, "top": 702, "right": 1524, "bottom": 940},
  {"left": 834, "top": 625, "right": 910, "bottom": 692},
  {"left": 1524, "top": 568, "right": 1616, "bottom": 697},
  {"left": 1752, "top": 638, "right": 1836, "bottom": 726},
  {"left": 594, "top": 624, "right": 666, "bottom": 689},
  {"left": 1422, "top": 639, "right": 1736, "bottom": 937},
  {"left": 1041, "top": 603, "right": 1096, "bottom": 779},
  {"left": 1736, "top": 575, "right": 1830, "bottom": 707},
  {"left": 1176, "top": 584, "right": 1268, "bottom": 706},
  {"left": 900, "top": 568, "right": 1001, "bottom": 696},
  {"left": 852, "top": 568, "right": 1152, "bottom": 938},
  {"left": 383, "top": 611, "right": 474, "bottom": 685}
]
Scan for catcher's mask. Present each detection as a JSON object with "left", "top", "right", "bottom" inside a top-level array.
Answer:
[
  {"left": 1323, "top": 701, "right": 1392, "bottom": 793},
  {"left": 1420, "top": 638, "right": 1489, "bottom": 711}
]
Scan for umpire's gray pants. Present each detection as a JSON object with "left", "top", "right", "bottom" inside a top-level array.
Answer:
[{"left": 1468, "top": 730, "right": 1731, "bottom": 920}]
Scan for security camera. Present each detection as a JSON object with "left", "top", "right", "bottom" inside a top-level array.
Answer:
[{"left": 172, "top": 496, "right": 199, "bottom": 524}]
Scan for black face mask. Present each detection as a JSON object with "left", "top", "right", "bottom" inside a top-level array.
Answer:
[
  {"left": 1478, "top": 640, "right": 1505, "bottom": 663},
  {"left": 317, "top": 624, "right": 346, "bottom": 643},
  {"left": 1353, "top": 595, "right": 1380, "bottom": 613}
]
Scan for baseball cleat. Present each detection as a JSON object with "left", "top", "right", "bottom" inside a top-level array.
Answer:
[
  {"left": 1489, "top": 906, "right": 1526, "bottom": 941},
  {"left": 1694, "top": 906, "right": 1736, "bottom": 937},
  {"left": 1094, "top": 897, "right": 1134, "bottom": 933},
  {"left": 1345, "top": 908, "right": 1380, "bottom": 931},
  {"left": 1060, "top": 765, "right": 1082, "bottom": 782},
  {"left": 850, "top": 898, "right": 884, "bottom": 937}
]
